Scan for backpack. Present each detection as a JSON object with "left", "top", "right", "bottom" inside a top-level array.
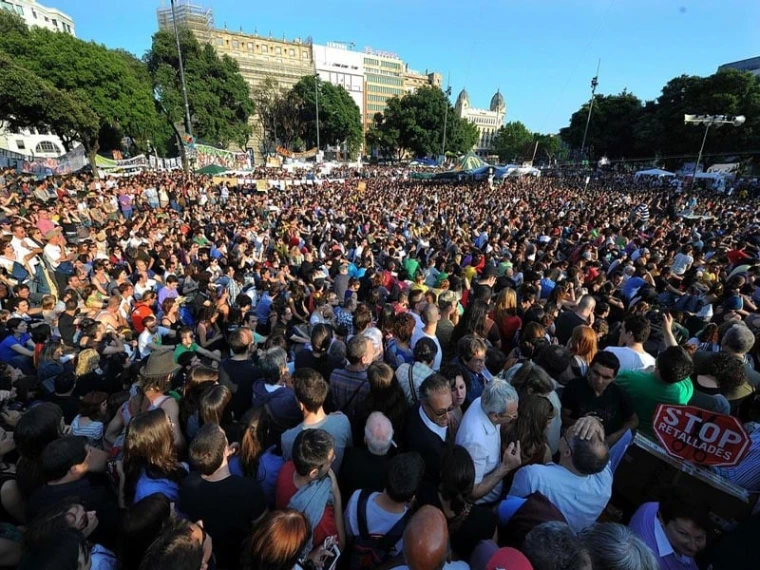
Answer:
[{"left": 345, "top": 489, "right": 412, "bottom": 570}]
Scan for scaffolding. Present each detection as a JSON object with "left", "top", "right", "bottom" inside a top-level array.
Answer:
[{"left": 156, "top": 1, "right": 214, "bottom": 43}]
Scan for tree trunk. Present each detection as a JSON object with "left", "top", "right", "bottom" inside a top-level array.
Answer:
[{"left": 86, "top": 139, "right": 100, "bottom": 180}]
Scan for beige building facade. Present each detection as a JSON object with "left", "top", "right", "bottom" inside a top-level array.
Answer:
[
  {"left": 455, "top": 88, "right": 507, "bottom": 156},
  {"left": 157, "top": 2, "right": 314, "bottom": 157}
]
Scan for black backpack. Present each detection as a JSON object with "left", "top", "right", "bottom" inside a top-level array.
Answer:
[{"left": 345, "top": 489, "right": 412, "bottom": 570}]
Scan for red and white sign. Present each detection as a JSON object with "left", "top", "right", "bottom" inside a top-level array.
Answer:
[{"left": 653, "top": 404, "right": 750, "bottom": 467}]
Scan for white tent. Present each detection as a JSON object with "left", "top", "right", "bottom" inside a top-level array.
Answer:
[{"left": 634, "top": 168, "right": 675, "bottom": 179}]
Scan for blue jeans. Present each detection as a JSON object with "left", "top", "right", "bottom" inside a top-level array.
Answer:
[{"left": 121, "top": 208, "right": 133, "bottom": 220}]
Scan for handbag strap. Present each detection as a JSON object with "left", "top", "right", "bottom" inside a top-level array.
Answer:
[{"left": 407, "top": 364, "right": 418, "bottom": 404}]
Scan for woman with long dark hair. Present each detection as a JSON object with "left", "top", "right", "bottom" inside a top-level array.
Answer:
[
  {"left": 122, "top": 408, "right": 187, "bottom": 505},
  {"left": 502, "top": 394, "right": 554, "bottom": 465},
  {"left": 417, "top": 445, "right": 496, "bottom": 560},
  {"left": 451, "top": 299, "right": 501, "bottom": 349},
  {"left": 230, "top": 407, "right": 285, "bottom": 507}
]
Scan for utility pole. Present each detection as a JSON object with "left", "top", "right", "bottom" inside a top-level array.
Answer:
[
  {"left": 441, "top": 73, "right": 451, "bottom": 161},
  {"left": 579, "top": 59, "right": 600, "bottom": 164}
]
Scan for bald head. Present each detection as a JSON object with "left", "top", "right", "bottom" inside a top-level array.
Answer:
[
  {"left": 365, "top": 412, "right": 393, "bottom": 456},
  {"left": 403, "top": 506, "right": 449, "bottom": 570}
]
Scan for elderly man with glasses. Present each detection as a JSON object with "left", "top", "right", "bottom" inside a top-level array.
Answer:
[{"left": 455, "top": 378, "right": 522, "bottom": 505}]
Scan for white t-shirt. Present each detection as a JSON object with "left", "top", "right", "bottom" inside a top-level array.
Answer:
[
  {"left": 410, "top": 329, "right": 442, "bottom": 371},
  {"left": 604, "top": 346, "right": 656, "bottom": 373},
  {"left": 344, "top": 491, "right": 408, "bottom": 556},
  {"left": 137, "top": 326, "right": 170, "bottom": 358},
  {"left": 671, "top": 253, "right": 694, "bottom": 276},
  {"left": 455, "top": 397, "right": 502, "bottom": 504}
]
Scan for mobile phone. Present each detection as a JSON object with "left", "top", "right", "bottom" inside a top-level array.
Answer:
[{"left": 323, "top": 544, "right": 341, "bottom": 570}]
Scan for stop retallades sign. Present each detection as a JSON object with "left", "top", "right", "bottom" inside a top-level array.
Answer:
[{"left": 653, "top": 404, "right": 750, "bottom": 467}]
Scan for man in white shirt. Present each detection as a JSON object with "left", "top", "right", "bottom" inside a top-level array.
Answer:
[
  {"left": 43, "top": 228, "right": 76, "bottom": 292},
  {"left": 10, "top": 223, "right": 50, "bottom": 294},
  {"left": 455, "top": 379, "right": 521, "bottom": 504},
  {"left": 411, "top": 303, "right": 442, "bottom": 371},
  {"left": 507, "top": 416, "right": 632, "bottom": 532},
  {"left": 605, "top": 315, "right": 656, "bottom": 373},
  {"left": 137, "top": 316, "right": 175, "bottom": 359}
]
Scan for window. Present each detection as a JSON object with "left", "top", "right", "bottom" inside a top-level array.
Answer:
[
  {"left": 35, "top": 141, "right": 61, "bottom": 154},
  {"left": 275, "top": 47, "right": 281, "bottom": 55},
  {"left": 302, "top": 52, "right": 308, "bottom": 59},
  {"left": 261, "top": 45, "right": 268, "bottom": 53},
  {"left": 248, "top": 42, "right": 253, "bottom": 50},
  {"left": 217, "top": 38, "right": 223, "bottom": 46},
  {"left": 232, "top": 40, "right": 239, "bottom": 49},
  {"left": 289, "top": 49, "right": 295, "bottom": 56},
  {"left": 15, "top": 140, "right": 25, "bottom": 150},
  {"left": 32, "top": 9, "right": 37, "bottom": 18},
  {"left": 52, "top": 18, "right": 58, "bottom": 27}
]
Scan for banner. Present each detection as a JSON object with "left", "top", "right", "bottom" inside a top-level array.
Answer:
[
  {"left": 148, "top": 156, "right": 183, "bottom": 170},
  {"left": 18, "top": 146, "right": 88, "bottom": 178},
  {"left": 96, "top": 154, "right": 149, "bottom": 170},
  {"left": 256, "top": 180, "right": 269, "bottom": 192},
  {"left": 193, "top": 144, "right": 251, "bottom": 171},
  {"left": 653, "top": 404, "right": 750, "bottom": 467},
  {"left": 276, "top": 146, "right": 318, "bottom": 159}
]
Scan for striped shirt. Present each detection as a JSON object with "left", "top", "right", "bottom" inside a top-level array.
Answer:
[
  {"left": 714, "top": 422, "right": 760, "bottom": 492},
  {"left": 633, "top": 203, "right": 650, "bottom": 224},
  {"left": 71, "top": 416, "right": 105, "bottom": 447}
]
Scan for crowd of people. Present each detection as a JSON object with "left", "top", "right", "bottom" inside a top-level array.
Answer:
[{"left": 0, "top": 163, "right": 757, "bottom": 570}]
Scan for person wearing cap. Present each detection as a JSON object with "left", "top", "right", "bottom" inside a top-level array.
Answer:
[
  {"left": 0, "top": 218, "right": 12, "bottom": 237},
  {"left": 470, "top": 542, "right": 533, "bottom": 570},
  {"left": 137, "top": 350, "right": 185, "bottom": 449}
]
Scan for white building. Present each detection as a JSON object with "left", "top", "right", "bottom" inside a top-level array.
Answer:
[
  {"left": 0, "top": 0, "right": 75, "bottom": 35},
  {"left": 0, "top": 124, "right": 69, "bottom": 158},
  {"left": 312, "top": 42, "right": 365, "bottom": 123},
  {"left": 455, "top": 89, "right": 507, "bottom": 157},
  {"left": 0, "top": 1, "right": 75, "bottom": 159}
]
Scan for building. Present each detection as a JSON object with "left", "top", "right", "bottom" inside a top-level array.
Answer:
[
  {"left": 157, "top": 2, "right": 314, "bottom": 158},
  {"left": 454, "top": 88, "right": 506, "bottom": 157},
  {"left": 402, "top": 67, "right": 443, "bottom": 96},
  {"left": 0, "top": 124, "right": 68, "bottom": 158},
  {"left": 313, "top": 42, "right": 365, "bottom": 123},
  {"left": 718, "top": 57, "right": 760, "bottom": 77},
  {"left": 0, "top": 0, "right": 74, "bottom": 35},
  {"left": 363, "top": 48, "right": 405, "bottom": 130},
  {"left": 0, "top": 1, "right": 75, "bottom": 159}
]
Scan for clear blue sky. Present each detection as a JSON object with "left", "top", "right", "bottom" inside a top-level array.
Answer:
[{"left": 53, "top": 0, "right": 758, "bottom": 134}]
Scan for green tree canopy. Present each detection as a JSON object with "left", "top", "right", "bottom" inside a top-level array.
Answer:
[
  {"left": 0, "top": 11, "right": 167, "bottom": 171},
  {"left": 290, "top": 75, "right": 363, "bottom": 157},
  {"left": 560, "top": 69, "right": 760, "bottom": 165},
  {"left": 560, "top": 91, "right": 643, "bottom": 160},
  {"left": 492, "top": 121, "right": 534, "bottom": 162},
  {"left": 146, "top": 27, "right": 254, "bottom": 150},
  {"left": 365, "top": 86, "right": 478, "bottom": 160}
]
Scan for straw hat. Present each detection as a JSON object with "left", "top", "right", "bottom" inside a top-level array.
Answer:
[{"left": 140, "top": 351, "right": 181, "bottom": 378}]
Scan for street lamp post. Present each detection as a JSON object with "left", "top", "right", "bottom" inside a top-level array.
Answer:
[
  {"left": 684, "top": 114, "right": 745, "bottom": 188},
  {"left": 170, "top": 0, "right": 193, "bottom": 142},
  {"left": 441, "top": 84, "right": 452, "bottom": 160},
  {"left": 314, "top": 74, "right": 320, "bottom": 159}
]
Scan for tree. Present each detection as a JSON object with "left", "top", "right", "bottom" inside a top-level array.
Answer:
[
  {"left": 146, "top": 27, "right": 254, "bottom": 150},
  {"left": 366, "top": 111, "right": 403, "bottom": 162},
  {"left": 290, "top": 75, "right": 363, "bottom": 157},
  {"left": 365, "top": 86, "right": 479, "bottom": 159},
  {"left": 492, "top": 121, "right": 534, "bottom": 162},
  {"left": 560, "top": 91, "right": 643, "bottom": 161},
  {"left": 0, "top": 11, "right": 166, "bottom": 172},
  {"left": 531, "top": 133, "right": 563, "bottom": 164}
]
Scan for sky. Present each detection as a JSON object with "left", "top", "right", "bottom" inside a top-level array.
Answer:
[{"left": 51, "top": 0, "right": 759, "bottom": 134}]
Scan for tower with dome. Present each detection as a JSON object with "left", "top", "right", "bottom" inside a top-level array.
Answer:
[{"left": 454, "top": 88, "right": 507, "bottom": 157}]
